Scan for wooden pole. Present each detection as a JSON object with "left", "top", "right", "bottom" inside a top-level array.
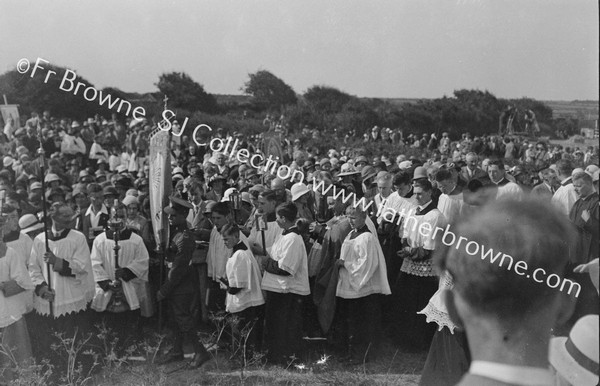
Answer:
[{"left": 36, "top": 122, "right": 53, "bottom": 317}]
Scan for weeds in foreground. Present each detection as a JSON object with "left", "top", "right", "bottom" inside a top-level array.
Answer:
[
  {"left": 0, "top": 332, "right": 53, "bottom": 386},
  {"left": 205, "top": 311, "right": 267, "bottom": 381},
  {"left": 51, "top": 328, "right": 99, "bottom": 385}
]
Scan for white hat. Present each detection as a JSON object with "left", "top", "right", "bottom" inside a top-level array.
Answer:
[
  {"left": 44, "top": 173, "right": 60, "bottom": 183},
  {"left": 549, "top": 315, "right": 599, "bottom": 386},
  {"left": 221, "top": 187, "right": 239, "bottom": 202},
  {"left": 572, "top": 168, "right": 585, "bottom": 176},
  {"left": 290, "top": 182, "right": 309, "bottom": 202},
  {"left": 19, "top": 214, "right": 44, "bottom": 234},
  {"left": 122, "top": 195, "right": 139, "bottom": 207},
  {"left": 585, "top": 164, "right": 599, "bottom": 176},
  {"left": 240, "top": 191, "right": 252, "bottom": 204},
  {"left": 3, "top": 156, "right": 14, "bottom": 167},
  {"left": 398, "top": 160, "right": 413, "bottom": 170},
  {"left": 337, "top": 163, "right": 360, "bottom": 177}
]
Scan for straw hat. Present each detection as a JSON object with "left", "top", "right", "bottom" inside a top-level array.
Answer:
[
  {"left": 19, "top": 214, "right": 44, "bottom": 234},
  {"left": 549, "top": 315, "right": 599, "bottom": 386},
  {"left": 337, "top": 163, "right": 360, "bottom": 177}
]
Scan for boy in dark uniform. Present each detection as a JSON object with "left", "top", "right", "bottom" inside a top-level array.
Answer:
[{"left": 157, "top": 196, "right": 210, "bottom": 368}]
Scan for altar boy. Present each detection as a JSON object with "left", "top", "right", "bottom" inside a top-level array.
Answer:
[{"left": 220, "top": 222, "right": 265, "bottom": 350}]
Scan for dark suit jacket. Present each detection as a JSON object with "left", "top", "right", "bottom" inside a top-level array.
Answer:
[
  {"left": 460, "top": 167, "right": 489, "bottom": 184},
  {"left": 78, "top": 209, "right": 109, "bottom": 247},
  {"left": 160, "top": 226, "right": 197, "bottom": 296},
  {"left": 188, "top": 202, "right": 212, "bottom": 264}
]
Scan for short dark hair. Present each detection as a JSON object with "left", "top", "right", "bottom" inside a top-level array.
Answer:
[
  {"left": 220, "top": 222, "right": 240, "bottom": 237},
  {"left": 488, "top": 159, "right": 505, "bottom": 170},
  {"left": 211, "top": 202, "right": 231, "bottom": 217},
  {"left": 260, "top": 189, "right": 285, "bottom": 204},
  {"left": 393, "top": 171, "right": 411, "bottom": 187},
  {"left": 276, "top": 202, "right": 297, "bottom": 222},
  {"left": 413, "top": 179, "right": 433, "bottom": 192},
  {"left": 435, "top": 169, "right": 453, "bottom": 182},
  {"left": 556, "top": 159, "right": 574, "bottom": 177}
]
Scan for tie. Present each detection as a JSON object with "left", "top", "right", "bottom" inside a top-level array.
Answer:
[{"left": 416, "top": 207, "right": 422, "bottom": 216}]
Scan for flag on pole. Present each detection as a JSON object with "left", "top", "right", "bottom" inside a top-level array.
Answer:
[{"left": 149, "top": 128, "right": 172, "bottom": 249}]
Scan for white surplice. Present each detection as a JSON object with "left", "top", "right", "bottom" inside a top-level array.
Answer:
[
  {"left": 1, "top": 247, "right": 34, "bottom": 328},
  {"left": 90, "top": 231, "right": 149, "bottom": 312},
  {"left": 207, "top": 227, "right": 249, "bottom": 281},
  {"left": 29, "top": 229, "right": 95, "bottom": 317},
  {"left": 336, "top": 223, "right": 391, "bottom": 299}
]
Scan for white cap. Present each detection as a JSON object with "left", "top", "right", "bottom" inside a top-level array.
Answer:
[
  {"left": 122, "top": 195, "right": 139, "bottom": 206},
  {"left": 221, "top": 187, "right": 239, "bottom": 202},
  {"left": 44, "top": 173, "right": 60, "bottom": 183},
  {"left": 291, "top": 182, "right": 309, "bottom": 202}
]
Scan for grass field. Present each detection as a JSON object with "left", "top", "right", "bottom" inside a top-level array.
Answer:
[{"left": 93, "top": 343, "right": 426, "bottom": 386}]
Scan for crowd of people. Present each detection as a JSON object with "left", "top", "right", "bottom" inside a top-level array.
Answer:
[{"left": 0, "top": 110, "right": 598, "bottom": 385}]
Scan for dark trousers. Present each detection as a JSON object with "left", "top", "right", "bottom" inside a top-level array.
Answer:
[
  {"left": 96, "top": 309, "right": 141, "bottom": 349},
  {"left": 380, "top": 232, "right": 403, "bottom": 331},
  {"left": 264, "top": 291, "right": 304, "bottom": 364},
  {"left": 231, "top": 305, "right": 264, "bottom": 353},
  {"left": 393, "top": 273, "right": 438, "bottom": 350},
  {"left": 337, "top": 294, "right": 382, "bottom": 362},
  {"left": 28, "top": 307, "right": 92, "bottom": 367},
  {"left": 169, "top": 293, "right": 208, "bottom": 357},
  {"left": 207, "top": 281, "right": 227, "bottom": 314}
]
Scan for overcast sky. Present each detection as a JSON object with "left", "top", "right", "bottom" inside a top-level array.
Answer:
[{"left": 1, "top": 0, "right": 598, "bottom": 100}]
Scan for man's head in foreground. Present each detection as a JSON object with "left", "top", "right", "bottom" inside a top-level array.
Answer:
[{"left": 438, "top": 198, "right": 576, "bottom": 367}]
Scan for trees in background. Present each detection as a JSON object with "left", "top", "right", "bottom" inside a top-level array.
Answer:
[
  {"left": 0, "top": 62, "right": 566, "bottom": 140},
  {"left": 156, "top": 72, "right": 218, "bottom": 114},
  {"left": 243, "top": 70, "right": 297, "bottom": 111},
  {"left": 0, "top": 63, "right": 99, "bottom": 119}
]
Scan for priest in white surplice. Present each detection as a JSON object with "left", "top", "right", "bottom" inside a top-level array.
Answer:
[
  {"left": 336, "top": 205, "right": 390, "bottom": 364},
  {"left": 28, "top": 202, "right": 95, "bottom": 361},
  {"left": 90, "top": 205, "right": 149, "bottom": 313},
  {"left": 90, "top": 204, "right": 149, "bottom": 341}
]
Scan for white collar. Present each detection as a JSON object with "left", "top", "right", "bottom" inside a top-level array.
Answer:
[
  {"left": 85, "top": 204, "right": 108, "bottom": 217},
  {"left": 469, "top": 360, "right": 554, "bottom": 386},
  {"left": 418, "top": 200, "right": 432, "bottom": 211}
]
